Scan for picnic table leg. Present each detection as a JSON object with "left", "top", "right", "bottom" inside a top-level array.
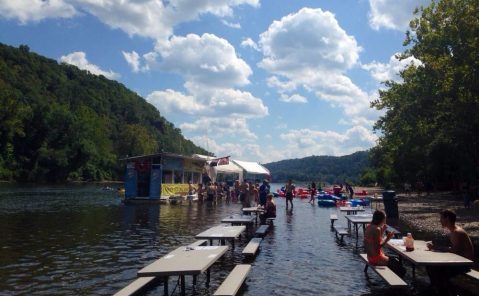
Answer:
[
  {"left": 209, "top": 239, "right": 213, "bottom": 246},
  {"left": 231, "top": 239, "right": 235, "bottom": 250},
  {"left": 180, "top": 275, "right": 186, "bottom": 296},
  {"left": 164, "top": 276, "right": 169, "bottom": 295},
  {"left": 193, "top": 275, "right": 197, "bottom": 286},
  {"left": 206, "top": 268, "right": 211, "bottom": 287}
]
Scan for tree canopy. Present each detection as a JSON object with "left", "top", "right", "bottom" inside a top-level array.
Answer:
[
  {"left": 371, "top": 0, "right": 479, "bottom": 189},
  {"left": 0, "top": 43, "right": 210, "bottom": 182}
]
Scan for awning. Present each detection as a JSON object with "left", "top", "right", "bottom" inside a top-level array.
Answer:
[
  {"left": 232, "top": 160, "right": 270, "bottom": 175},
  {"left": 214, "top": 161, "right": 243, "bottom": 174}
]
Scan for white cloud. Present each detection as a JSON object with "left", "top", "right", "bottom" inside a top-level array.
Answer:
[
  {"left": 146, "top": 87, "right": 268, "bottom": 118},
  {"left": 368, "top": 0, "right": 429, "bottom": 31},
  {"left": 149, "top": 33, "right": 252, "bottom": 88},
  {"left": 241, "top": 38, "right": 259, "bottom": 51},
  {"left": 190, "top": 136, "right": 245, "bottom": 158},
  {"left": 181, "top": 117, "right": 257, "bottom": 140},
  {"left": 0, "top": 0, "right": 259, "bottom": 40},
  {"left": 279, "top": 94, "right": 307, "bottom": 103},
  {"left": 362, "top": 53, "right": 423, "bottom": 82},
  {"left": 221, "top": 19, "right": 241, "bottom": 29},
  {"left": 277, "top": 126, "right": 377, "bottom": 159},
  {"left": 59, "top": 51, "right": 120, "bottom": 79},
  {"left": 0, "top": 0, "right": 76, "bottom": 23},
  {"left": 259, "top": 8, "right": 361, "bottom": 74},
  {"left": 258, "top": 8, "right": 372, "bottom": 116},
  {"left": 266, "top": 76, "right": 297, "bottom": 93},
  {"left": 122, "top": 50, "right": 139, "bottom": 73},
  {"left": 146, "top": 89, "right": 205, "bottom": 115}
]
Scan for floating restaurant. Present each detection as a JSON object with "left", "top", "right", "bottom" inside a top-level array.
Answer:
[{"left": 121, "top": 153, "right": 270, "bottom": 203}]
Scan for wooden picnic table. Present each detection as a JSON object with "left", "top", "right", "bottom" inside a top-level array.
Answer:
[
  {"left": 344, "top": 214, "right": 372, "bottom": 236},
  {"left": 386, "top": 239, "right": 474, "bottom": 276},
  {"left": 195, "top": 225, "right": 246, "bottom": 249},
  {"left": 221, "top": 214, "right": 255, "bottom": 226},
  {"left": 138, "top": 245, "right": 229, "bottom": 296},
  {"left": 242, "top": 206, "right": 264, "bottom": 224},
  {"left": 339, "top": 206, "right": 366, "bottom": 215}
]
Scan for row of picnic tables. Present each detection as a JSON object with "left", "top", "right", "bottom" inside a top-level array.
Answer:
[
  {"left": 335, "top": 206, "right": 474, "bottom": 284},
  {"left": 131, "top": 211, "right": 261, "bottom": 296}
]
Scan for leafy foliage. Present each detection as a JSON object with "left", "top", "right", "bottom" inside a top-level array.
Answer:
[
  {"left": 264, "top": 151, "right": 370, "bottom": 184},
  {"left": 0, "top": 43, "right": 210, "bottom": 182},
  {"left": 371, "top": 0, "right": 479, "bottom": 189}
]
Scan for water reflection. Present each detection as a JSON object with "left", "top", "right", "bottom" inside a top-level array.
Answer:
[{"left": 0, "top": 184, "right": 476, "bottom": 295}]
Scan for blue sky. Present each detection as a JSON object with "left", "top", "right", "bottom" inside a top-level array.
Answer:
[{"left": 0, "top": 0, "right": 427, "bottom": 163}]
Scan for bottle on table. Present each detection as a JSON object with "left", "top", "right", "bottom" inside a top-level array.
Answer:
[{"left": 404, "top": 232, "right": 414, "bottom": 251}]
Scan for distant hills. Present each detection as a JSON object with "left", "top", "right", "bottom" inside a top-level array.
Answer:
[
  {"left": 263, "top": 151, "right": 370, "bottom": 184},
  {"left": 0, "top": 43, "right": 210, "bottom": 182}
]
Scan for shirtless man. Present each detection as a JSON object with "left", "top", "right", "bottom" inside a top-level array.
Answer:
[
  {"left": 285, "top": 179, "right": 295, "bottom": 209},
  {"left": 426, "top": 209, "right": 474, "bottom": 293}
]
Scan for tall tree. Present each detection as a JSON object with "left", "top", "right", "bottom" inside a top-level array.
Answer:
[{"left": 372, "top": 0, "right": 479, "bottom": 188}]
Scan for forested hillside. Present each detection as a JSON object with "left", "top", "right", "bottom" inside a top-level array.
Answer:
[
  {"left": 264, "top": 151, "right": 370, "bottom": 184},
  {"left": 0, "top": 43, "right": 210, "bottom": 182}
]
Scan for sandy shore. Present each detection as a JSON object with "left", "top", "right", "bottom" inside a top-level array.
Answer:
[{"left": 396, "top": 191, "right": 479, "bottom": 239}]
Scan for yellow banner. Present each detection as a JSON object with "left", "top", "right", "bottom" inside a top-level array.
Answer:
[{"left": 162, "top": 184, "right": 190, "bottom": 196}]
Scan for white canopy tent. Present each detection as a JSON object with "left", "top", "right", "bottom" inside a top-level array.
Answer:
[{"left": 232, "top": 160, "right": 270, "bottom": 179}]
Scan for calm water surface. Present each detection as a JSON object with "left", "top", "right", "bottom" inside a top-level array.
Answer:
[{"left": 0, "top": 183, "right": 471, "bottom": 295}]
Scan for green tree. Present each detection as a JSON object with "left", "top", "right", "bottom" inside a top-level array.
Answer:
[{"left": 372, "top": 0, "right": 479, "bottom": 188}]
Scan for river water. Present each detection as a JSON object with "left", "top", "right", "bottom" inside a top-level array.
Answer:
[{"left": 0, "top": 183, "right": 473, "bottom": 295}]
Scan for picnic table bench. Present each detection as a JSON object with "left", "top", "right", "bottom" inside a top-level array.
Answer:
[
  {"left": 242, "top": 237, "right": 262, "bottom": 257},
  {"left": 113, "top": 276, "right": 160, "bottom": 296},
  {"left": 359, "top": 254, "right": 407, "bottom": 288},
  {"left": 330, "top": 214, "right": 338, "bottom": 227},
  {"left": 265, "top": 217, "right": 275, "bottom": 225},
  {"left": 214, "top": 264, "right": 251, "bottom": 296},
  {"left": 465, "top": 269, "right": 479, "bottom": 280},
  {"left": 333, "top": 225, "right": 348, "bottom": 243},
  {"left": 255, "top": 225, "right": 269, "bottom": 238}
]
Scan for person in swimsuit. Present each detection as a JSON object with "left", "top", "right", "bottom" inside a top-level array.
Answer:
[
  {"left": 426, "top": 209, "right": 474, "bottom": 294},
  {"left": 364, "top": 210, "right": 405, "bottom": 276},
  {"left": 260, "top": 193, "right": 276, "bottom": 224},
  {"left": 285, "top": 179, "right": 295, "bottom": 209}
]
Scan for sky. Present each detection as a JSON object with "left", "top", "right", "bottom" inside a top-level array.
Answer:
[{"left": 0, "top": 0, "right": 428, "bottom": 163}]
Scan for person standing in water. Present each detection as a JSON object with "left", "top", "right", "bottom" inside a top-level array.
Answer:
[
  {"left": 285, "top": 179, "right": 295, "bottom": 209},
  {"left": 309, "top": 181, "right": 317, "bottom": 204}
]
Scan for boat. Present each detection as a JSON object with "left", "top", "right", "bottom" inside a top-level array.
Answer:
[{"left": 317, "top": 199, "right": 336, "bottom": 207}]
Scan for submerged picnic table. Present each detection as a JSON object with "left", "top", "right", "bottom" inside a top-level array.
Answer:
[
  {"left": 221, "top": 214, "right": 255, "bottom": 226},
  {"left": 386, "top": 239, "right": 474, "bottom": 276},
  {"left": 344, "top": 214, "right": 372, "bottom": 246},
  {"left": 195, "top": 224, "right": 246, "bottom": 249},
  {"left": 339, "top": 206, "right": 366, "bottom": 215},
  {"left": 137, "top": 245, "right": 229, "bottom": 296},
  {"left": 242, "top": 206, "right": 264, "bottom": 224}
]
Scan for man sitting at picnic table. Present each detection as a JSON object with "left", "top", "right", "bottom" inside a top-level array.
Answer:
[
  {"left": 426, "top": 209, "right": 474, "bottom": 293},
  {"left": 364, "top": 210, "right": 406, "bottom": 277},
  {"left": 260, "top": 193, "right": 276, "bottom": 224}
]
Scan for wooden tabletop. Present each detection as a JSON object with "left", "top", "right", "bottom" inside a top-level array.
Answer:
[
  {"left": 386, "top": 239, "right": 474, "bottom": 267},
  {"left": 137, "top": 245, "right": 229, "bottom": 277},
  {"left": 221, "top": 215, "right": 255, "bottom": 224},
  {"left": 345, "top": 214, "right": 372, "bottom": 224},
  {"left": 195, "top": 225, "right": 246, "bottom": 240},
  {"left": 339, "top": 206, "right": 366, "bottom": 212},
  {"left": 242, "top": 206, "right": 264, "bottom": 213}
]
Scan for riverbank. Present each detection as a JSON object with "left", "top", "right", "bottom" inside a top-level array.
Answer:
[{"left": 397, "top": 191, "right": 479, "bottom": 239}]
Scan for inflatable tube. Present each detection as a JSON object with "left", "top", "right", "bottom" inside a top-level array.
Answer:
[
  {"left": 351, "top": 198, "right": 370, "bottom": 207},
  {"left": 317, "top": 199, "right": 336, "bottom": 207}
]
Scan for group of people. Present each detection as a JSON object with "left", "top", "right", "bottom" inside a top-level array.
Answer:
[{"left": 364, "top": 209, "right": 474, "bottom": 294}]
